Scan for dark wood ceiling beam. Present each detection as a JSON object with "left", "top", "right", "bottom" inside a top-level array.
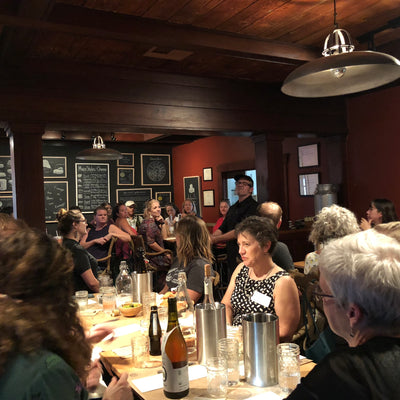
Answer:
[{"left": 0, "top": 3, "right": 319, "bottom": 64}]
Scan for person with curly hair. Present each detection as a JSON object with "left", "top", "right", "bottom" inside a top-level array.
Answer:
[
  {"left": 360, "top": 198, "right": 398, "bottom": 230},
  {"left": 161, "top": 215, "right": 214, "bottom": 303},
  {"left": 304, "top": 204, "right": 360, "bottom": 276},
  {"left": 0, "top": 229, "right": 132, "bottom": 399}
]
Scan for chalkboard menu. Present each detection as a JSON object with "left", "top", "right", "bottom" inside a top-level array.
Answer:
[
  {"left": 44, "top": 181, "right": 69, "bottom": 222},
  {"left": 0, "top": 156, "right": 12, "bottom": 193},
  {"left": 116, "top": 188, "right": 152, "bottom": 215},
  {"left": 76, "top": 163, "right": 110, "bottom": 212}
]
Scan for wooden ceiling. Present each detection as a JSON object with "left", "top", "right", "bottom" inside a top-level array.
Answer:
[{"left": 0, "top": 0, "right": 399, "bottom": 144}]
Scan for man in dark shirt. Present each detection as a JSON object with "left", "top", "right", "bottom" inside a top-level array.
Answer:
[
  {"left": 258, "top": 201, "right": 294, "bottom": 271},
  {"left": 212, "top": 174, "right": 258, "bottom": 278}
]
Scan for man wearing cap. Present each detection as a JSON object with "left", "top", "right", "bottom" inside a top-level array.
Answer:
[
  {"left": 211, "top": 174, "right": 258, "bottom": 278},
  {"left": 258, "top": 201, "right": 294, "bottom": 271},
  {"left": 125, "top": 200, "right": 143, "bottom": 231}
]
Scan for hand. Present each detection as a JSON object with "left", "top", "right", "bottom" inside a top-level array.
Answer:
[
  {"left": 85, "top": 360, "right": 103, "bottom": 392},
  {"left": 103, "top": 373, "right": 133, "bottom": 400},
  {"left": 87, "top": 324, "right": 115, "bottom": 344},
  {"left": 360, "top": 218, "right": 372, "bottom": 230}
]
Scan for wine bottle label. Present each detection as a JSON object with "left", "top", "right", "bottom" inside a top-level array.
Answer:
[{"left": 162, "top": 328, "right": 189, "bottom": 393}]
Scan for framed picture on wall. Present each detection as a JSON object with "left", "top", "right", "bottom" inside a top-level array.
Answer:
[
  {"left": 116, "top": 188, "right": 152, "bottom": 215},
  {"left": 43, "top": 156, "right": 67, "bottom": 178},
  {"left": 299, "top": 173, "right": 319, "bottom": 196},
  {"left": 117, "top": 168, "right": 134, "bottom": 185},
  {"left": 298, "top": 144, "right": 319, "bottom": 168},
  {"left": 117, "top": 153, "right": 134, "bottom": 167},
  {"left": 183, "top": 176, "right": 201, "bottom": 217},
  {"left": 203, "top": 189, "right": 215, "bottom": 207},
  {"left": 0, "top": 156, "right": 12, "bottom": 193},
  {"left": 44, "top": 181, "right": 69, "bottom": 222},
  {"left": 141, "top": 154, "right": 171, "bottom": 186},
  {"left": 155, "top": 191, "right": 171, "bottom": 208},
  {"left": 0, "top": 196, "right": 12, "bottom": 211},
  {"left": 203, "top": 167, "right": 213, "bottom": 181}
]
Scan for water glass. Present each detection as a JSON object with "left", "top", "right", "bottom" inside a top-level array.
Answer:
[
  {"left": 277, "top": 343, "right": 301, "bottom": 394},
  {"left": 102, "top": 292, "right": 116, "bottom": 315},
  {"left": 75, "top": 290, "right": 88, "bottom": 310},
  {"left": 142, "top": 292, "right": 157, "bottom": 320},
  {"left": 131, "top": 334, "right": 149, "bottom": 368},
  {"left": 98, "top": 285, "right": 115, "bottom": 305},
  {"left": 206, "top": 357, "right": 228, "bottom": 399},
  {"left": 218, "top": 338, "right": 239, "bottom": 386}
]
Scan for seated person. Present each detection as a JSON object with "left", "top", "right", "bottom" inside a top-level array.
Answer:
[
  {"left": 162, "top": 202, "right": 181, "bottom": 239},
  {"left": 287, "top": 228, "right": 400, "bottom": 399},
  {"left": 0, "top": 229, "right": 132, "bottom": 400},
  {"left": 222, "top": 216, "right": 300, "bottom": 342},
  {"left": 161, "top": 215, "right": 214, "bottom": 303},
  {"left": 139, "top": 199, "right": 171, "bottom": 291},
  {"left": 181, "top": 199, "right": 197, "bottom": 218},
  {"left": 360, "top": 198, "right": 398, "bottom": 230},
  {"left": 125, "top": 200, "right": 143, "bottom": 231},
  {"left": 0, "top": 213, "right": 27, "bottom": 238},
  {"left": 212, "top": 199, "right": 230, "bottom": 257},
  {"left": 57, "top": 209, "right": 99, "bottom": 293},
  {"left": 305, "top": 204, "right": 359, "bottom": 277},
  {"left": 81, "top": 206, "right": 130, "bottom": 271}
]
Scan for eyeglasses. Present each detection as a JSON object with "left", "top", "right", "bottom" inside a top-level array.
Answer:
[
  {"left": 313, "top": 285, "right": 335, "bottom": 303},
  {"left": 235, "top": 181, "right": 252, "bottom": 187},
  {"left": 78, "top": 219, "right": 87, "bottom": 223}
]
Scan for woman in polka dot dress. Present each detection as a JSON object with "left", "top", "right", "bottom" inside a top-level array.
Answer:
[{"left": 222, "top": 216, "right": 300, "bottom": 342}]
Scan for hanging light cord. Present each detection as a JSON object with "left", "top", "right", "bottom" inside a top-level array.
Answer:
[{"left": 333, "top": 0, "right": 338, "bottom": 29}]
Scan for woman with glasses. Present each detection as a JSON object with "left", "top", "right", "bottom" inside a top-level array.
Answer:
[
  {"left": 287, "top": 228, "right": 400, "bottom": 399},
  {"left": 57, "top": 209, "right": 99, "bottom": 293}
]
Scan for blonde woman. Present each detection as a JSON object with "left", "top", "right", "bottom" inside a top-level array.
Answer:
[{"left": 161, "top": 215, "right": 213, "bottom": 303}]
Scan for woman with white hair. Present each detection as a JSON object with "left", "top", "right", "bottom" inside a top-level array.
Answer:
[
  {"left": 287, "top": 228, "right": 400, "bottom": 399},
  {"left": 304, "top": 204, "right": 360, "bottom": 276}
]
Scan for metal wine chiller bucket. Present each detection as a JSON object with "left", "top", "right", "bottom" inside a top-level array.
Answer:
[
  {"left": 131, "top": 271, "right": 153, "bottom": 303},
  {"left": 195, "top": 302, "right": 227, "bottom": 365},
  {"left": 242, "top": 312, "right": 279, "bottom": 387}
]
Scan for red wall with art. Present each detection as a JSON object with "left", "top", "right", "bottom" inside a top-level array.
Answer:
[
  {"left": 172, "top": 136, "right": 255, "bottom": 224},
  {"left": 346, "top": 85, "right": 400, "bottom": 220}
]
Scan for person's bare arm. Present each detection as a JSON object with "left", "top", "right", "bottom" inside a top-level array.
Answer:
[
  {"left": 273, "top": 275, "right": 301, "bottom": 342},
  {"left": 161, "top": 224, "right": 169, "bottom": 240},
  {"left": 80, "top": 229, "right": 110, "bottom": 249},
  {"left": 103, "top": 372, "right": 133, "bottom": 400},
  {"left": 221, "top": 263, "right": 243, "bottom": 325},
  {"left": 80, "top": 269, "right": 100, "bottom": 293},
  {"left": 211, "top": 229, "right": 236, "bottom": 244},
  {"left": 187, "top": 288, "right": 201, "bottom": 304},
  {"left": 109, "top": 224, "right": 131, "bottom": 242},
  {"left": 117, "top": 218, "right": 137, "bottom": 237}
]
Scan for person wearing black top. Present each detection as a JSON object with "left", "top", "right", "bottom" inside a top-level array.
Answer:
[
  {"left": 287, "top": 226, "right": 400, "bottom": 400},
  {"left": 211, "top": 174, "right": 258, "bottom": 279}
]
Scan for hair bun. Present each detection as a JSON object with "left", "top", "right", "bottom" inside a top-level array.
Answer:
[{"left": 56, "top": 208, "right": 68, "bottom": 222}]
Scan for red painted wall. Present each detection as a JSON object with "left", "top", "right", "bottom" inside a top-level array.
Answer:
[
  {"left": 172, "top": 136, "right": 255, "bottom": 224},
  {"left": 346, "top": 85, "right": 400, "bottom": 220}
]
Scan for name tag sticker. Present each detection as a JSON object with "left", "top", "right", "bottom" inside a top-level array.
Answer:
[{"left": 251, "top": 290, "right": 271, "bottom": 307}]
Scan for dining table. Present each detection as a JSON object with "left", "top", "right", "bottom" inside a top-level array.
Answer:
[{"left": 80, "top": 296, "right": 316, "bottom": 400}]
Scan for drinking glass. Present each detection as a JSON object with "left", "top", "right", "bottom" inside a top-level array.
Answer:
[
  {"left": 206, "top": 357, "right": 228, "bottom": 399},
  {"left": 75, "top": 290, "right": 88, "bottom": 310},
  {"left": 131, "top": 334, "right": 149, "bottom": 368},
  {"left": 218, "top": 338, "right": 239, "bottom": 386},
  {"left": 277, "top": 343, "right": 301, "bottom": 394},
  {"left": 142, "top": 292, "right": 157, "bottom": 320},
  {"left": 102, "top": 292, "right": 116, "bottom": 315}
]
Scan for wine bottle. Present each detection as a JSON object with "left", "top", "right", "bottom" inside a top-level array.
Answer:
[
  {"left": 162, "top": 297, "right": 189, "bottom": 399},
  {"left": 149, "top": 305, "right": 162, "bottom": 356},
  {"left": 134, "top": 246, "right": 148, "bottom": 273},
  {"left": 203, "top": 264, "right": 215, "bottom": 309}
]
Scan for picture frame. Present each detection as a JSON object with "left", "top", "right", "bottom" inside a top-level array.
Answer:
[
  {"left": 155, "top": 191, "right": 172, "bottom": 208},
  {"left": 116, "top": 188, "right": 152, "bottom": 215},
  {"left": 141, "top": 154, "right": 171, "bottom": 186},
  {"left": 44, "top": 181, "right": 69, "bottom": 222},
  {"left": 43, "top": 156, "right": 67, "bottom": 178},
  {"left": 183, "top": 176, "right": 202, "bottom": 217},
  {"left": 0, "top": 196, "right": 12, "bottom": 211},
  {"left": 117, "top": 153, "right": 134, "bottom": 167},
  {"left": 117, "top": 167, "right": 134, "bottom": 185},
  {"left": 203, "top": 167, "right": 213, "bottom": 181},
  {"left": 0, "top": 155, "right": 12, "bottom": 193},
  {"left": 298, "top": 144, "right": 319, "bottom": 168},
  {"left": 203, "top": 189, "right": 215, "bottom": 207},
  {"left": 299, "top": 173, "right": 319, "bottom": 196}
]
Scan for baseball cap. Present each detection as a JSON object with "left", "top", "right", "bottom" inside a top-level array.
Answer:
[
  {"left": 125, "top": 200, "right": 136, "bottom": 207},
  {"left": 234, "top": 174, "right": 254, "bottom": 187}
]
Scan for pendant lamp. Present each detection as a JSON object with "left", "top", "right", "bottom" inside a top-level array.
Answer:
[
  {"left": 76, "top": 135, "right": 123, "bottom": 160},
  {"left": 281, "top": 1, "right": 400, "bottom": 98}
]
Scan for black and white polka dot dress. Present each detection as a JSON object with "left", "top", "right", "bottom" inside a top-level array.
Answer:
[{"left": 231, "top": 265, "right": 288, "bottom": 326}]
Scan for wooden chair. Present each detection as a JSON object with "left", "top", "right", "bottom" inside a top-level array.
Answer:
[{"left": 97, "top": 236, "right": 117, "bottom": 276}]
